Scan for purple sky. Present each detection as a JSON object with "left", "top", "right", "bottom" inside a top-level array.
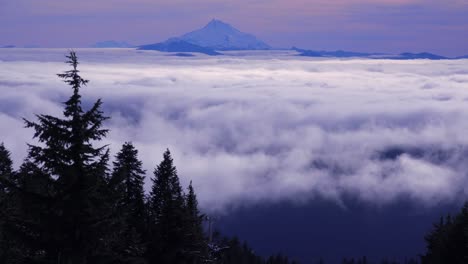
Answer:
[{"left": 1, "top": 0, "right": 468, "bottom": 56}]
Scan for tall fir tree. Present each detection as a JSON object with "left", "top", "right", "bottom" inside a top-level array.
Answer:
[
  {"left": 0, "top": 143, "right": 13, "bottom": 185},
  {"left": 18, "top": 51, "right": 113, "bottom": 263},
  {"left": 110, "top": 142, "right": 147, "bottom": 263},
  {"left": 0, "top": 143, "right": 13, "bottom": 205},
  {"left": 147, "top": 149, "right": 187, "bottom": 263},
  {"left": 0, "top": 143, "right": 19, "bottom": 263},
  {"left": 184, "top": 181, "right": 208, "bottom": 263}
]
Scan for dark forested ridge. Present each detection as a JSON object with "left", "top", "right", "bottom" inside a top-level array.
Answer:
[{"left": 0, "top": 52, "right": 467, "bottom": 264}]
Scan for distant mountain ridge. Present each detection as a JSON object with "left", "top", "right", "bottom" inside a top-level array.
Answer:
[
  {"left": 294, "top": 47, "right": 453, "bottom": 60},
  {"left": 293, "top": 47, "right": 379, "bottom": 58},
  {"left": 387, "top": 52, "right": 448, "bottom": 60}
]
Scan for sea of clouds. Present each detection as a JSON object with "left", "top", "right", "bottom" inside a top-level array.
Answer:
[{"left": 1, "top": 49, "right": 468, "bottom": 212}]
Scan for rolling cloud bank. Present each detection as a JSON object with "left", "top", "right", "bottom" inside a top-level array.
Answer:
[{"left": 1, "top": 49, "right": 468, "bottom": 212}]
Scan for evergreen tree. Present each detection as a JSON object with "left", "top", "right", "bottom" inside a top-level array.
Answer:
[
  {"left": 17, "top": 51, "right": 113, "bottom": 263},
  {"left": 0, "top": 143, "right": 20, "bottom": 263},
  {"left": 184, "top": 181, "right": 207, "bottom": 263},
  {"left": 422, "top": 202, "right": 468, "bottom": 264},
  {"left": 0, "top": 143, "right": 13, "bottom": 185},
  {"left": 0, "top": 143, "right": 13, "bottom": 206},
  {"left": 111, "top": 142, "right": 146, "bottom": 226},
  {"left": 147, "top": 149, "right": 187, "bottom": 263},
  {"left": 12, "top": 160, "right": 53, "bottom": 262},
  {"left": 109, "top": 142, "right": 146, "bottom": 263}
]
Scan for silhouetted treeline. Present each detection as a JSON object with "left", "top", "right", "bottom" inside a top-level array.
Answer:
[
  {"left": 420, "top": 202, "right": 468, "bottom": 264},
  {"left": 0, "top": 52, "right": 296, "bottom": 264},
  {"left": 340, "top": 257, "right": 418, "bottom": 264},
  {"left": 339, "top": 200, "right": 468, "bottom": 264},
  {"left": 206, "top": 231, "right": 298, "bottom": 264}
]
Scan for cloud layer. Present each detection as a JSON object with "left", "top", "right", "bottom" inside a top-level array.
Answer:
[{"left": 1, "top": 49, "right": 468, "bottom": 212}]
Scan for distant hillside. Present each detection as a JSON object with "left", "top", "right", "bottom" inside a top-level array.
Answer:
[
  {"left": 293, "top": 47, "right": 376, "bottom": 58},
  {"left": 294, "top": 47, "right": 450, "bottom": 60},
  {"left": 386, "top": 52, "right": 448, "bottom": 60}
]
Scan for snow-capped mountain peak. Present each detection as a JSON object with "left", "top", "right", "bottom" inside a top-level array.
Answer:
[
  {"left": 180, "top": 19, "right": 270, "bottom": 50},
  {"left": 202, "top": 19, "right": 239, "bottom": 32}
]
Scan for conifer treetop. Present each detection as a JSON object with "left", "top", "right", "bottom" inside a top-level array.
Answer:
[
  {"left": 57, "top": 51, "right": 89, "bottom": 92},
  {"left": 24, "top": 51, "right": 109, "bottom": 177},
  {"left": 0, "top": 143, "right": 13, "bottom": 176}
]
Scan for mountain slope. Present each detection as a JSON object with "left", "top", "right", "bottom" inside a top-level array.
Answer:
[
  {"left": 180, "top": 19, "right": 270, "bottom": 50},
  {"left": 391, "top": 52, "right": 448, "bottom": 60},
  {"left": 138, "top": 38, "right": 221, "bottom": 55}
]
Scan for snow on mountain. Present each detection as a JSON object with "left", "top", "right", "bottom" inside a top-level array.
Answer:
[
  {"left": 137, "top": 19, "right": 269, "bottom": 55},
  {"left": 180, "top": 19, "right": 270, "bottom": 50}
]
